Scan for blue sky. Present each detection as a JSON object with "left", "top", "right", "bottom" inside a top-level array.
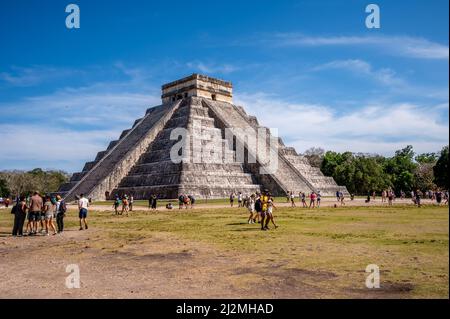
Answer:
[{"left": 0, "top": 0, "right": 448, "bottom": 172}]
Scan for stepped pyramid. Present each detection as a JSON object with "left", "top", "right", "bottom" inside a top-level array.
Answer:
[{"left": 59, "top": 74, "right": 348, "bottom": 201}]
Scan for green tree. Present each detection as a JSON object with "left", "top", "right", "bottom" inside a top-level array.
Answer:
[
  {"left": 0, "top": 178, "right": 10, "bottom": 197},
  {"left": 434, "top": 145, "right": 449, "bottom": 189}
]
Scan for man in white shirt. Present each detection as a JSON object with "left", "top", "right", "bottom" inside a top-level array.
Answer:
[{"left": 78, "top": 193, "right": 89, "bottom": 230}]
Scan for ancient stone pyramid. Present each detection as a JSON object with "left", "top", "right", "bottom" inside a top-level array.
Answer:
[{"left": 59, "top": 74, "right": 348, "bottom": 201}]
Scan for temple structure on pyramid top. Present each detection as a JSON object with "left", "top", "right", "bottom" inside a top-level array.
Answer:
[{"left": 59, "top": 74, "right": 348, "bottom": 201}]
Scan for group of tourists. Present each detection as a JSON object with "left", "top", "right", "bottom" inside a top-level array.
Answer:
[
  {"left": 10, "top": 191, "right": 68, "bottom": 237},
  {"left": 112, "top": 194, "right": 134, "bottom": 215},
  {"left": 178, "top": 194, "right": 195, "bottom": 209},
  {"left": 0, "top": 197, "right": 11, "bottom": 208},
  {"left": 244, "top": 190, "right": 278, "bottom": 231},
  {"left": 289, "top": 191, "right": 323, "bottom": 208}
]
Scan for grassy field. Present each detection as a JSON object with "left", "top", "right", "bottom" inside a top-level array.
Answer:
[{"left": 0, "top": 203, "right": 448, "bottom": 298}]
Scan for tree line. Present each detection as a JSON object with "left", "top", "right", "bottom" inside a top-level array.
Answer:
[
  {"left": 0, "top": 168, "right": 69, "bottom": 198},
  {"left": 305, "top": 145, "right": 449, "bottom": 195}
]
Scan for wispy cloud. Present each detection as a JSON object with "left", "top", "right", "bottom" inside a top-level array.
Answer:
[
  {"left": 0, "top": 65, "right": 84, "bottom": 87},
  {"left": 312, "top": 59, "right": 405, "bottom": 86},
  {"left": 258, "top": 34, "right": 449, "bottom": 60},
  {"left": 186, "top": 61, "right": 239, "bottom": 74},
  {"left": 235, "top": 92, "right": 449, "bottom": 155}
]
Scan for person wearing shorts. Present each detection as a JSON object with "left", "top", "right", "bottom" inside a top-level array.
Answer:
[
  {"left": 28, "top": 191, "right": 43, "bottom": 235},
  {"left": 43, "top": 196, "right": 57, "bottom": 235},
  {"left": 78, "top": 193, "right": 89, "bottom": 230}
]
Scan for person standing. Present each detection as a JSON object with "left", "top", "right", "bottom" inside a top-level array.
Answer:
[
  {"left": 12, "top": 196, "right": 27, "bottom": 236},
  {"left": 290, "top": 192, "right": 296, "bottom": 207},
  {"left": 237, "top": 192, "right": 243, "bottom": 207},
  {"left": 309, "top": 192, "right": 316, "bottom": 208},
  {"left": 55, "top": 195, "right": 66, "bottom": 233},
  {"left": 43, "top": 196, "right": 57, "bottom": 235},
  {"left": 229, "top": 193, "right": 235, "bottom": 207},
  {"left": 316, "top": 192, "right": 321, "bottom": 208},
  {"left": 121, "top": 195, "right": 130, "bottom": 216},
  {"left": 247, "top": 194, "right": 256, "bottom": 224},
  {"left": 260, "top": 190, "right": 270, "bottom": 231},
  {"left": 254, "top": 194, "right": 262, "bottom": 224},
  {"left": 28, "top": 191, "right": 43, "bottom": 235},
  {"left": 113, "top": 196, "right": 121, "bottom": 215},
  {"left": 129, "top": 195, "right": 134, "bottom": 211},
  {"left": 151, "top": 194, "right": 157, "bottom": 210},
  {"left": 78, "top": 194, "right": 89, "bottom": 230}
]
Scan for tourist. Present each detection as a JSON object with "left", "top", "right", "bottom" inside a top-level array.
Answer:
[
  {"left": 179, "top": 194, "right": 185, "bottom": 209},
  {"left": 28, "top": 191, "right": 43, "bottom": 235},
  {"left": 12, "top": 196, "right": 27, "bottom": 237},
  {"left": 301, "top": 192, "right": 307, "bottom": 208},
  {"left": 254, "top": 194, "right": 262, "bottom": 224},
  {"left": 372, "top": 191, "right": 376, "bottom": 201},
  {"left": 388, "top": 191, "right": 394, "bottom": 206},
  {"left": 339, "top": 192, "right": 345, "bottom": 206},
  {"left": 237, "top": 192, "right": 243, "bottom": 207},
  {"left": 317, "top": 192, "right": 321, "bottom": 208},
  {"left": 365, "top": 192, "right": 371, "bottom": 203},
  {"left": 43, "top": 196, "right": 57, "bottom": 236},
  {"left": 55, "top": 195, "right": 66, "bottom": 233},
  {"left": 260, "top": 190, "right": 270, "bottom": 231},
  {"left": 290, "top": 192, "right": 296, "bottom": 207},
  {"left": 247, "top": 194, "right": 256, "bottom": 224},
  {"left": 4, "top": 197, "right": 10, "bottom": 208},
  {"left": 113, "top": 196, "right": 121, "bottom": 215},
  {"left": 78, "top": 193, "right": 89, "bottom": 230},
  {"left": 166, "top": 203, "right": 173, "bottom": 209},
  {"left": 121, "top": 195, "right": 130, "bottom": 216},
  {"left": 229, "top": 192, "right": 235, "bottom": 207},
  {"left": 264, "top": 196, "right": 278, "bottom": 230},
  {"left": 336, "top": 191, "right": 340, "bottom": 202},
  {"left": 350, "top": 193, "right": 355, "bottom": 201},
  {"left": 184, "top": 195, "right": 190, "bottom": 208},
  {"left": 436, "top": 191, "right": 442, "bottom": 206},
  {"left": 286, "top": 192, "right": 291, "bottom": 203},
  {"left": 415, "top": 190, "right": 422, "bottom": 208},
  {"left": 148, "top": 196, "right": 152, "bottom": 208},
  {"left": 151, "top": 194, "right": 157, "bottom": 210},
  {"left": 188, "top": 195, "right": 195, "bottom": 209},
  {"left": 382, "top": 190, "right": 387, "bottom": 203},
  {"left": 129, "top": 195, "right": 134, "bottom": 211},
  {"left": 309, "top": 192, "right": 316, "bottom": 209}
]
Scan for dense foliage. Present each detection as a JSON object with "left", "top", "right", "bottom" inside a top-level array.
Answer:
[
  {"left": 319, "top": 145, "right": 448, "bottom": 195},
  {"left": 0, "top": 169, "right": 69, "bottom": 197}
]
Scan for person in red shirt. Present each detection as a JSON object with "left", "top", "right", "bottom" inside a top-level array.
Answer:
[{"left": 309, "top": 192, "right": 317, "bottom": 209}]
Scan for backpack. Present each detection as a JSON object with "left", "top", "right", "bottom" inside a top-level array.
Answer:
[
  {"left": 11, "top": 204, "right": 18, "bottom": 215},
  {"left": 254, "top": 199, "right": 262, "bottom": 212}
]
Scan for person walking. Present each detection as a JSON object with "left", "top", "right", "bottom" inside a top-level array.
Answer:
[
  {"left": 78, "top": 194, "right": 89, "bottom": 230},
  {"left": 55, "top": 195, "right": 66, "bottom": 233},
  {"left": 12, "top": 196, "right": 27, "bottom": 236},
  {"left": 247, "top": 194, "right": 256, "bottom": 224},
  {"left": 290, "top": 192, "right": 296, "bottom": 207},
  {"left": 309, "top": 192, "right": 317, "bottom": 208}
]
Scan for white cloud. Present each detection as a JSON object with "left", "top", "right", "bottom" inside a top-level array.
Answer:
[
  {"left": 312, "top": 59, "right": 404, "bottom": 86},
  {"left": 0, "top": 66, "right": 83, "bottom": 87},
  {"left": 235, "top": 92, "right": 449, "bottom": 156},
  {"left": 186, "top": 61, "right": 239, "bottom": 74},
  {"left": 266, "top": 34, "right": 449, "bottom": 60}
]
